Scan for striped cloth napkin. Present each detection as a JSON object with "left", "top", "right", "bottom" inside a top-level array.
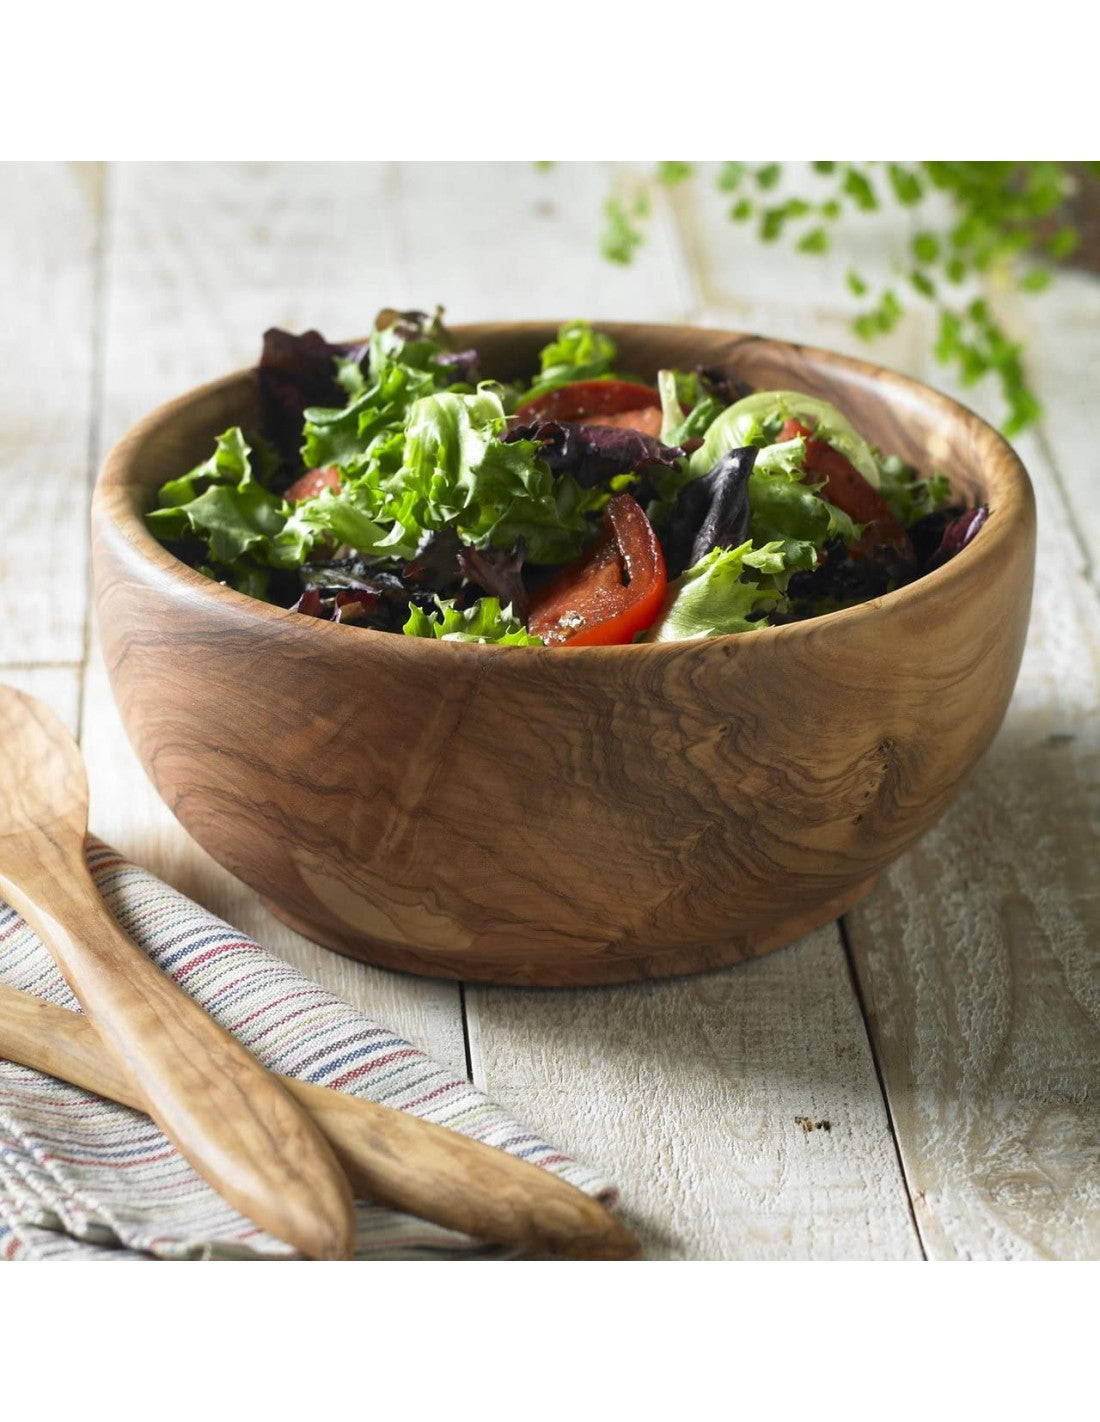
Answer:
[{"left": 0, "top": 839, "right": 614, "bottom": 1260}]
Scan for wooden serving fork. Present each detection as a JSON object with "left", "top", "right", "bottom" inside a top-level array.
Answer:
[
  {"left": 0, "top": 981, "right": 642, "bottom": 1258},
  {"left": 0, "top": 686, "right": 355, "bottom": 1259}
]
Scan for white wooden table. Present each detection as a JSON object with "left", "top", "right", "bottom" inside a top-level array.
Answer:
[{"left": 3, "top": 162, "right": 1097, "bottom": 1260}]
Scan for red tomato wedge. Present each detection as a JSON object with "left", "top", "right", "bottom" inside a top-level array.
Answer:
[
  {"left": 578, "top": 405, "right": 664, "bottom": 438},
  {"left": 515, "top": 379, "right": 661, "bottom": 426},
  {"left": 528, "top": 494, "right": 667, "bottom": 647},
  {"left": 285, "top": 466, "right": 341, "bottom": 503},
  {"left": 779, "top": 419, "right": 912, "bottom": 558}
]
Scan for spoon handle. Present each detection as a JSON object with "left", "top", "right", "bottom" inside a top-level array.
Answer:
[
  {"left": 0, "top": 981, "right": 640, "bottom": 1259},
  {"left": 0, "top": 842, "right": 355, "bottom": 1260}
]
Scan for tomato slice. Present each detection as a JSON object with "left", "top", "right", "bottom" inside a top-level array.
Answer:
[
  {"left": 515, "top": 379, "right": 661, "bottom": 426},
  {"left": 284, "top": 466, "right": 341, "bottom": 503},
  {"left": 528, "top": 494, "right": 667, "bottom": 647},
  {"left": 779, "top": 419, "right": 912, "bottom": 558},
  {"left": 578, "top": 405, "right": 665, "bottom": 438}
]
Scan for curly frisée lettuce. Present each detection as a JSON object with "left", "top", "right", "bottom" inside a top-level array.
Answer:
[
  {"left": 876, "top": 455, "right": 952, "bottom": 527},
  {"left": 403, "top": 597, "right": 542, "bottom": 645},
  {"left": 146, "top": 428, "right": 303, "bottom": 589},
  {"left": 149, "top": 387, "right": 591, "bottom": 589},
  {"left": 377, "top": 387, "right": 590, "bottom": 563},
  {"left": 301, "top": 386, "right": 591, "bottom": 565},
  {"left": 146, "top": 308, "right": 977, "bottom": 647}
]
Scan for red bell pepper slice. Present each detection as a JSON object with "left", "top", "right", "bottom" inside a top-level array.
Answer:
[{"left": 528, "top": 493, "right": 667, "bottom": 647}]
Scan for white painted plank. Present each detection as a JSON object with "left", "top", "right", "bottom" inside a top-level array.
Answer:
[
  {"left": 0, "top": 163, "right": 99, "bottom": 666},
  {"left": 392, "top": 161, "right": 695, "bottom": 324},
  {"left": 0, "top": 666, "right": 81, "bottom": 738},
  {"left": 844, "top": 343, "right": 1100, "bottom": 1259},
  {"left": 667, "top": 162, "right": 916, "bottom": 317},
  {"left": 994, "top": 271, "right": 1100, "bottom": 574},
  {"left": 391, "top": 163, "right": 920, "bottom": 1258},
  {"left": 99, "top": 161, "right": 404, "bottom": 446},
  {"left": 467, "top": 930, "right": 921, "bottom": 1260},
  {"left": 91, "top": 162, "right": 466, "bottom": 1072}
]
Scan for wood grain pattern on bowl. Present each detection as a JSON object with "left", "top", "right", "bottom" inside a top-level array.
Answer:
[{"left": 91, "top": 324, "right": 1035, "bottom": 986}]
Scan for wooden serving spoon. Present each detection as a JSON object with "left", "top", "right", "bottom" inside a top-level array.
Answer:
[
  {"left": 0, "top": 686, "right": 355, "bottom": 1260},
  {"left": 0, "top": 981, "right": 642, "bottom": 1259}
]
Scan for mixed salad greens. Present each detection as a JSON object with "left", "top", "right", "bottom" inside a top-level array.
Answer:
[{"left": 147, "top": 310, "right": 989, "bottom": 647}]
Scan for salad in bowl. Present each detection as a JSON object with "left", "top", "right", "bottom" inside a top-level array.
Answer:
[
  {"left": 94, "top": 315, "right": 1032, "bottom": 985},
  {"left": 146, "top": 309, "right": 987, "bottom": 649}
]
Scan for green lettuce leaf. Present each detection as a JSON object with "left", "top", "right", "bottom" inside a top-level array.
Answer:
[
  {"left": 747, "top": 437, "right": 862, "bottom": 570},
  {"left": 876, "top": 455, "right": 953, "bottom": 527},
  {"left": 372, "top": 386, "right": 589, "bottom": 564},
  {"left": 299, "top": 363, "right": 591, "bottom": 564},
  {"left": 148, "top": 315, "right": 640, "bottom": 602},
  {"left": 152, "top": 483, "right": 288, "bottom": 566},
  {"left": 153, "top": 427, "right": 258, "bottom": 508},
  {"left": 690, "top": 390, "right": 881, "bottom": 488},
  {"left": 146, "top": 427, "right": 304, "bottom": 569},
  {"left": 647, "top": 541, "right": 789, "bottom": 641},
  {"left": 525, "top": 320, "right": 618, "bottom": 399},
  {"left": 658, "top": 369, "right": 726, "bottom": 445},
  {"left": 369, "top": 307, "right": 449, "bottom": 377},
  {"left": 301, "top": 360, "right": 441, "bottom": 474},
  {"left": 403, "top": 596, "right": 542, "bottom": 645},
  {"left": 279, "top": 482, "right": 388, "bottom": 562},
  {"left": 196, "top": 559, "right": 274, "bottom": 600}
]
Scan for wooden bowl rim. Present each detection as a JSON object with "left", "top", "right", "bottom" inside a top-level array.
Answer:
[{"left": 95, "top": 320, "right": 1034, "bottom": 659}]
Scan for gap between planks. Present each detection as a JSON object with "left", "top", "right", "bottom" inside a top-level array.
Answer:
[
  {"left": 76, "top": 161, "right": 112, "bottom": 744},
  {"left": 837, "top": 917, "right": 929, "bottom": 1259}
]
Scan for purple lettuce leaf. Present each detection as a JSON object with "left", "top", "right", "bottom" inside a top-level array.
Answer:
[
  {"left": 259, "top": 328, "right": 369, "bottom": 476},
  {"left": 457, "top": 540, "right": 529, "bottom": 624},
  {"left": 927, "top": 505, "right": 989, "bottom": 569},
  {"left": 505, "top": 419, "right": 686, "bottom": 489},
  {"left": 291, "top": 585, "right": 393, "bottom": 627},
  {"left": 436, "top": 348, "right": 480, "bottom": 385},
  {"left": 660, "top": 445, "right": 756, "bottom": 578},
  {"left": 292, "top": 561, "right": 429, "bottom": 632},
  {"left": 781, "top": 537, "right": 917, "bottom": 617},
  {"left": 907, "top": 507, "right": 964, "bottom": 568},
  {"left": 401, "top": 528, "right": 464, "bottom": 592}
]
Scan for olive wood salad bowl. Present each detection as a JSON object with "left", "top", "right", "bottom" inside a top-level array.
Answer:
[{"left": 92, "top": 323, "right": 1035, "bottom": 987}]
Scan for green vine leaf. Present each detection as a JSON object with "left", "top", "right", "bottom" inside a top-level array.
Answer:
[
  {"left": 657, "top": 161, "right": 694, "bottom": 186},
  {"left": 600, "top": 191, "right": 650, "bottom": 265},
  {"left": 561, "top": 160, "right": 1095, "bottom": 436},
  {"left": 755, "top": 163, "right": 782, "bottom": 190},
  {"left": 798, "top": 227, "right": 830, "bottom": 255}
]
